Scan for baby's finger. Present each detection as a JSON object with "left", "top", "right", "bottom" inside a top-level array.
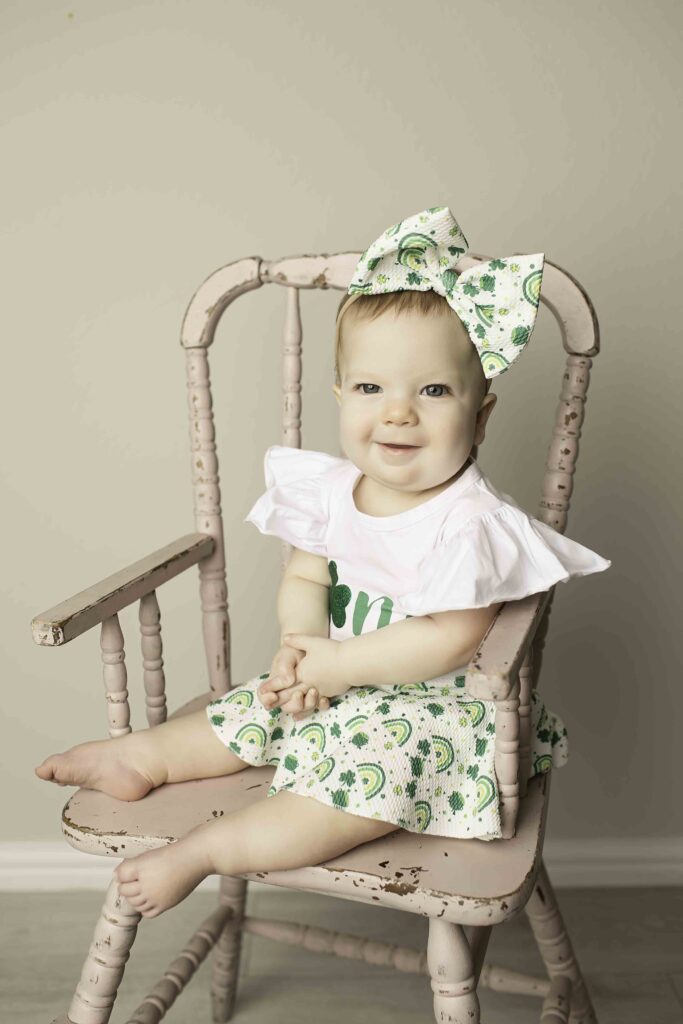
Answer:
[
  {"left": 267, "top": 675, "right": 296, "bottom": 694},
  {"left": 293, "top": 693, "right": 329, "bottom": 720},
  {"left": 292, "top": 694, "right": 314, "bottom": 721},
  {"left": 268, "top": 683, "right": 304, "bottom": 705},
  {"left": 303, "top": 688, "right": 318, "bottom": 712},
  {"left": 258, "top": 678, "right": 276, "bottom": 698},
  {"left": 280, "top": 689, "right": 305, "bottom": 715},
  {"left": 256, "top": 682, "right": 278, "bottom": 708}
]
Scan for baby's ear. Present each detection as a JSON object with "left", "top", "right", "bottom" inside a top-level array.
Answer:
[
  {"left": 473, "top": 393, "right": 497, "bottom": 446},
  {"left": 479, "top": 392, "right": 497, "bottom": 423}
]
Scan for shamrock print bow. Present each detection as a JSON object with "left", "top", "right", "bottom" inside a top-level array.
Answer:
[{"left": 343, "top": 205, "right": 545, "bottom": 380}]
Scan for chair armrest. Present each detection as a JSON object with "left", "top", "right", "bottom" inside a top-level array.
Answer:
[
  {"left": 31, "top": 533, "right": 214, "bottom": 648},
  {"left": 465, "top": 590, "right": 552, "bottom": 701}
]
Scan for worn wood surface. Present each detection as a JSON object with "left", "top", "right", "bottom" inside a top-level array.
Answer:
[{"left": 32, "top": 533, "right": 214, "bottom": 646}]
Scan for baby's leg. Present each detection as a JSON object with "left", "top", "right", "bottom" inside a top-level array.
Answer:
[
  {"left": 116, "top": 790, "right": 399, "bottom": 917},
  {"left": 35, "top": 708, "right": 247, "bottom": 801}
]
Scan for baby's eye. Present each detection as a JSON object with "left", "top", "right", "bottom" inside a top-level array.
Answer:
[{"left": 353, "top": 383, "right": 451, "bottom": 397}]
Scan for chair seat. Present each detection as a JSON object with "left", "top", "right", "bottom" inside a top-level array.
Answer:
[{"left": 61, "top": 692, "right": 551, "bottom": 926}]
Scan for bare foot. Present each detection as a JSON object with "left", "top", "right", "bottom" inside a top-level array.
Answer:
[
  {"left": 115, "top": 825, "right": 214, "bottom": 917},
  {"left": 34, "top": 734, "right": 160, "bottom": 802}
]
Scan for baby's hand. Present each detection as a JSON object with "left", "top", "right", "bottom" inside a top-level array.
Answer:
[
  {"left": 282, "top": 635, "right": 350, "bottom": 700},
  {"left": 275, "top": 681, "right": 331, "bottom": 720},
  {"left": 260, "top": 635, "right": 352, "bottom": 720},
  {"left": 258, "top": 642, "right": 304, "bottom": 710},
  {"left": 259, "top": 677, "right": 332, "bottom": 721},
  {"left": 258, "top": 642, "right": 332, "bottom": 720}
]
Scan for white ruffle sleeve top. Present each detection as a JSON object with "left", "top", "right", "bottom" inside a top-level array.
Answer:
[{"left": 244, "top": 445, "right": 611, "bottom": 628}]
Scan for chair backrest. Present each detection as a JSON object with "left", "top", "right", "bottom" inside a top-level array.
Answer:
[{"left": 180, "top": 250, "right": 601, "bottom": 711}]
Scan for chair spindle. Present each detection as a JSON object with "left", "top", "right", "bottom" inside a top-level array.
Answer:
[
  {"left": 518, "top": 650, "right": 533, "bottom": 799},
  {"left": 494, "top": 678, "right": 521, "bottom": 839},
  {"left": 100, "top": 614, "right": 131, "bottom": 738},
  {"left": 139, "top": 590, "right": 168, "bottom": 727}
]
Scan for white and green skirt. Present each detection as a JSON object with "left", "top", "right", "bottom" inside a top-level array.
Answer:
[{"left": 206, "top": 673, "right": 568, "bottom": 841}]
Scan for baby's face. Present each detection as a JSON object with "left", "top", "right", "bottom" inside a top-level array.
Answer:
[{"left": 332, "top": 308, "right": 496, "bottom": 497}]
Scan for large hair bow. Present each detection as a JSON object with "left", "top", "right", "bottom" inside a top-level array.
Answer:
[{"left": 342, "top": 206, "right": 544, "bottom": 380}]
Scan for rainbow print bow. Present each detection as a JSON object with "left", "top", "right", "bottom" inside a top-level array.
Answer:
[{"left": 344, "top": 206, "right": 545, "bottom": 380}]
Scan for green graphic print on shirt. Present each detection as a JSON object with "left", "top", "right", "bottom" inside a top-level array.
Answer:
[{"left": 329, "top": 558, "right": 408, "bottom": 636}]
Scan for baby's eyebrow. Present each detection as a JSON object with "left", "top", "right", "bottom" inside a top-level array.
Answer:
[{"left": 347, "top": 369, "right": 462, "bottom": 381}]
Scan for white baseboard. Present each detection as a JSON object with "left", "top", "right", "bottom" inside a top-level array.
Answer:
[{"left": 0, "top": 838, "right": 681, "bottom": 892}]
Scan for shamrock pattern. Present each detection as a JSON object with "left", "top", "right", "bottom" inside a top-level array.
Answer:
[
  {"left": 345, "top": 205, "right": 545, "bottom": 380},
  {"left": 206, "top": 671, "right": 568, "bottom": 841}
]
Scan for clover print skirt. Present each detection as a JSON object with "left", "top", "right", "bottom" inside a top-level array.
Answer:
[{"left": 205, "top": 673, "right": 568, "bottom": 841}]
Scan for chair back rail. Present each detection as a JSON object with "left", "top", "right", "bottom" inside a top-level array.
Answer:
[{"left": 177, "top": 251, "right": 599, "bottom": 836}]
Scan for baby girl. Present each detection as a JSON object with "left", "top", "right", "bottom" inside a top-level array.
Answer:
[{"left": 35, "top": 206, "right": 610, "bottom": 919}]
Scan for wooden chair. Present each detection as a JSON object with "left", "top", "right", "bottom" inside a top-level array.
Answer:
[{"left": 32, "top": 246, "right": 603, "bottom": 1024}]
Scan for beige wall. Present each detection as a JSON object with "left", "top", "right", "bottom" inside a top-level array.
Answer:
[{"left": 4, "top": 0, "right": 680, "bottom": 846}]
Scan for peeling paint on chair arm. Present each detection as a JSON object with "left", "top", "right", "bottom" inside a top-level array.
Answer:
[
  {"left": 465, "top": 590, "right": 552, "bottom": 700},
  {"left": 31, "top": 532, "right": 214, "bottom": 647}
]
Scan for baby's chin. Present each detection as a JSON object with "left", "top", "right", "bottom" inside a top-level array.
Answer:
[{"left": 361, "top": 447, "right": 471, "bottom": 489}]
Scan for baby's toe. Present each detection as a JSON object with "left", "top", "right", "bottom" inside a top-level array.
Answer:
[
  {"left": 116, "top": 861, "right": 139, "bottom": 883},
  {"left": 125, "top": 892, "right": 147, "bottom": 910},
  {"left": 34, "top": 758, "right": 56, "bottom": 781},
  {"left": 117, "top": 881, "right": 141, "bottom": 898}
]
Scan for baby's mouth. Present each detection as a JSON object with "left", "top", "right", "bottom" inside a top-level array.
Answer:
[{"left": 377, "top": 442, "right": 421, "bottom": 452}]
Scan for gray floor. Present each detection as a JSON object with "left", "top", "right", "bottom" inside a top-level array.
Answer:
[{"left": 1, "top": 886, "right": 682, "bottom": 1023}]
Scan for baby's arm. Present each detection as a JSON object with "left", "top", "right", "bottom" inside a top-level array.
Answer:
[
  {"left": 276, "top": 548, "right": 330, "bottom": 645},
  {"left": 335, "top": 604, "right": 504, "bottom": 688},
  {"left": 259, "top": 548, "right": 339, "bottom": 713}
]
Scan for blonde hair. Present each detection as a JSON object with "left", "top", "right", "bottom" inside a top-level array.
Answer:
[{"left": 334, "top": 289, "right": 493, "bottom": 398}]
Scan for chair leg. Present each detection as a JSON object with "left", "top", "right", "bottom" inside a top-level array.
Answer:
[
  {"left": 67, "top": 876, "right": 141, "bottom": 1024},
  {"left": 540, "top": 974, "right": 573, "bottom": 1023},
  {"left": 463, "top": 925, "right": 492, "bottom": 987},
  {"left": 525, "top": 859, "right": 598, "bottom": 1024},
  {"left": 210, "top": 876, "right": 248, "bottom": 1023},
  {"left": 427, "top": 919, "right": 480, "bottom": 1023}
]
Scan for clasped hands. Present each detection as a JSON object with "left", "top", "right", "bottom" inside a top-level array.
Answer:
[{"left": 257, "top": 634, "right": 350, "bottom": 721}]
